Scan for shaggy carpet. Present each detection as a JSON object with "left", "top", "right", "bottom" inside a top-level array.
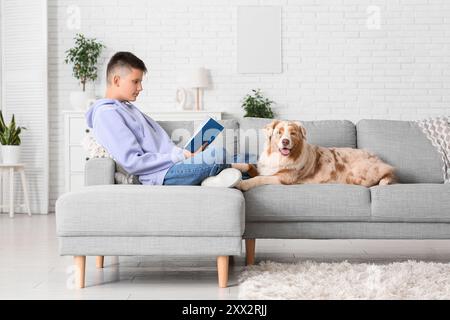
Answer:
[{"left": 238, "top": 260, "right": 450, "bottom": 300}]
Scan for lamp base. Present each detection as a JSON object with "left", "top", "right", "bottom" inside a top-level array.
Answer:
[{"left": 195, "top": 88, "right": 200, "bottom": 111}]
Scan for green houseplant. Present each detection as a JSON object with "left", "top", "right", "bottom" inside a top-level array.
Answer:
[
  {"left": 241, "top": 89, "right": 275, "bottom": 119},
  {"left": 0, "top": 110, "right": 26, "bottom": 164},
  {"left": 65, "top": 33, "right": 105, "bottom": 110}
]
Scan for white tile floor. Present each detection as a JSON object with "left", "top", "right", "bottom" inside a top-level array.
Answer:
[{"left": 1, "top": 213, "right": 450, "bottom": 300}]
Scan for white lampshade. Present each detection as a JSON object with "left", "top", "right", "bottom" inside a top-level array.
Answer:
[{"left": 188, "top": 67, "right": 210, "bottom": 88}]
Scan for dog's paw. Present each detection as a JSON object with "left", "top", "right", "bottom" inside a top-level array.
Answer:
[{"left": 237, "top": 180, "right": 253, "bottom": 192}]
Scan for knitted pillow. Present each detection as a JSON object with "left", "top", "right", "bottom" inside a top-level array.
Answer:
[
  {"left": 81, "top": 133, "right": 113, "bottom": 159},
  {"left": 115, "top": 163, "right": 141, "bottom": 185}
]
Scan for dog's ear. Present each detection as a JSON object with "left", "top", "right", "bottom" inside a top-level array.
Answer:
[
  {"left": 264, "top": 120, "right": 280, "bottom": 140},
  {"left": 293, "top": 121, "right": 306, "bottom": 139}
]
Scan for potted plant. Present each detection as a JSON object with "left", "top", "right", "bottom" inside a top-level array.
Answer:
[
  {"left": 0, "top": 111, "right": 26, "bottom": 164},
  {"left": 241, "top": 89, "right": 275, "bottom": 118},
  {"left": 65, "top": 33, "right": 105, "bottom": 110}
]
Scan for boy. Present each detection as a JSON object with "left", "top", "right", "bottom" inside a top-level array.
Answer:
[{"left": 86, "top": 52, "right": 253, "bottom": 187}]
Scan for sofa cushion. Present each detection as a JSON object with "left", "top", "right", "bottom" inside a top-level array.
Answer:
[
  {"left": 238, "top": 118, "right": 356, "bottom": 160},
  {"left": 244, "top": 184, "right": 371, "bottom": 222},
  {"left": 371, "top": 184, "right": 450, "bottom": 222},
  {"left": 56, "top": 185, "right": 245, "bottom": 237},
  {"left": 357, "top": 120, "right": 443, "bottom": 183}
]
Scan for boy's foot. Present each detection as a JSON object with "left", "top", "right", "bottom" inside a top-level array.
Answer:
[{"left": 201, "top": 168, "right": 242, "bottom": 188}]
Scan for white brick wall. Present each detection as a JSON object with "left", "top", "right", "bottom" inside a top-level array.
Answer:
[{"left": 48, "top": 0, "right": 450, "bottom": 211}]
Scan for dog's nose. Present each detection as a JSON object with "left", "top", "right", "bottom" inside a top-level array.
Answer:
[{"left": 282, "top": 139, "right": 290, "bottom": 146}]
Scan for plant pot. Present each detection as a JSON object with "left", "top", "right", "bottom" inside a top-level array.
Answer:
[
  {"left": 1, "top": 145, "right": 21, "bottom": 164},
  {"left": 70, "top": 91, "right": 95, "bottom": 111}
]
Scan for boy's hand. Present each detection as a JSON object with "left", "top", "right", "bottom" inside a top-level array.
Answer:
[
  {"left": 183, "top": 150, "right": 194, "bottom": 159},
  {"left": 197, "top": 142, "right": 209, "bottom": 152},
  {"left": 183, "top": 142, "right": 209, "bottom": 159}
]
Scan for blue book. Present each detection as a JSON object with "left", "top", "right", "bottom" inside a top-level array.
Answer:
[{"left": 184, "top": 117, "right": 224, "bottom": 153}]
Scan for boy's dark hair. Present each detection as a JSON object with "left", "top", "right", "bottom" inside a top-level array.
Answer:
[{"left": 106, "top": 52, "right": 147, "bottom": 83}]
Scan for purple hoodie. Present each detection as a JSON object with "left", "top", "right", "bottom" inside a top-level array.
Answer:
[{"left": 85, "top": 99, "right": 185, "bottom": 185}]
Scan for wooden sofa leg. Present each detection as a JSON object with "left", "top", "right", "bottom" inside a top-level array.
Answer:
[
  {"left": 217, "top": 256, "right": 229, "bottom": 288},
  {"left": 74, "top": 256, "right": 86, "bottom": 288},
  {"left": 245, "top": 239, "right": 256, "bottom": 266},
  {"left": 96, "top": 256, "right": 104, "bottom": 269}
]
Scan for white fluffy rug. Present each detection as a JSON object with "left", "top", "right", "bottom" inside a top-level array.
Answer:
[{"left": 238, "top": 260, "right": 450, "bottom": 300}]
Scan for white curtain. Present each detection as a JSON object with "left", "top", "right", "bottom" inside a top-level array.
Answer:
[{"left": 1, "top": 0, "right": 49, "bottom": 214}]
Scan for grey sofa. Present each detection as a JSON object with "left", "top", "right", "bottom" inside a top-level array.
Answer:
[{"left": 56, "top": 118, "right": 450, "bottom": 288}]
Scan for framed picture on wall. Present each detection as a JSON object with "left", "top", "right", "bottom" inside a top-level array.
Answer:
[{"left": 237, "top": 6, "right": 282, "bottom": 74}]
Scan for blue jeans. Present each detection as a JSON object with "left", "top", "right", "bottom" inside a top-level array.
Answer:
[{"left": 163, "top": 147, "right": 256, "bottom": 186}]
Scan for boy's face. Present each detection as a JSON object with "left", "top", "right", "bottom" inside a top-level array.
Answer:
[{"left": 111, "top": 67, "right": 144, "bottom": 102}]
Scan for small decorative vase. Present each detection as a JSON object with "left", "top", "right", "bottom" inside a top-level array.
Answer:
[
  {"left": 70, "top": 90, "right": 95, "bottom": 111},
  {"left": 1, "top": 145, "right": 21, "bottom": 164}
]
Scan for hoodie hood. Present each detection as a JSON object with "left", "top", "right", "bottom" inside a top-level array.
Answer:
[{"left": 85, "top": 99, "right": 120, "bottom": 128}]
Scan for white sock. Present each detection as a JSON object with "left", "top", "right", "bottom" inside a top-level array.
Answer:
[{"left": 201, "top": 168, "right": 242, "bottom": 188}]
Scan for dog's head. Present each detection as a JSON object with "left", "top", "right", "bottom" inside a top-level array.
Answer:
[{"left": 264, "top": 120, "right": 306, "bottom": 157}]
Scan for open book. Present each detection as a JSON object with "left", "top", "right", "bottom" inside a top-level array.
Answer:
[{"left": 184, "top": 117, "right": 224, "bottom": 153}]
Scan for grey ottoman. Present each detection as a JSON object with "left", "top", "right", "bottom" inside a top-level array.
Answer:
[{"left": 56, "top": 185, "right": 245, "bottom": 288}]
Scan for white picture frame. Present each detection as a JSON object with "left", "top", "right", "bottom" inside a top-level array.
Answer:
[{"left": 237, "top": 6, "right": 282, "bottom": 74}]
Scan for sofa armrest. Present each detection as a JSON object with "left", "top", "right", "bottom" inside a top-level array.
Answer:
[{"left": 85, "top": 158, "right": 116, "bottom": 186}]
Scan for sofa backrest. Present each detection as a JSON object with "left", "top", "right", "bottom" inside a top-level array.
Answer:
[
  {"left": 357, "top": 120, "right": 443, "bottom": 183},
  {"left": 158, "top": 119, "right": 239, "bottom": 157},
  {"left": 158, "top": 118, "right": 444, "bottom": 184},
  {"left": 194, "top": 119, "right": 240, "bottom": 156},
  {"left": 160, "top": 118, "right": 357, "bottom": 162},
  {"left": 158, "top": 120, "right": 194, "bottom": 145},
  {"left": 238, "top": 118, "right": 356, "bottom": 160}
]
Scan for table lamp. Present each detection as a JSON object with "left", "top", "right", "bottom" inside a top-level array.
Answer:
[{"left": 188, "top": 67, "right": 210, "bottom": 111}]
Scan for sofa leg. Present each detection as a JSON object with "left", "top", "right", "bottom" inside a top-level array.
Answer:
[
  {"left": 217, "top": 256, "right": 229, "bottom": 288},
  {"left": 74, "top": 256, "right": 86, "bottom": 288},
  {"left": 96, "top": 256, "right": 104, "bottom": 269},
  {"left": 245, "top": 239, "right": 256, "bottom": 266}
]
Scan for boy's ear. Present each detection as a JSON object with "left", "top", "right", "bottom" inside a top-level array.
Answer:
[
  {"left": 113, "top": 74, "right": 121, "bottom": 87},
  {"left": 264, "top": 120, "right": 280, "bottom": 140}
]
